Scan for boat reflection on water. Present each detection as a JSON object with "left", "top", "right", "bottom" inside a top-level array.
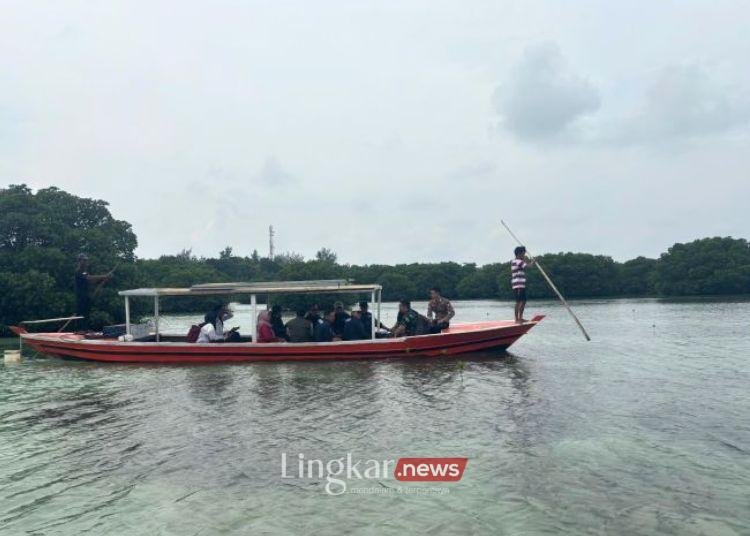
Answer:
[{"left": 185, "top": 368, "right": 237, "bottom": 407}]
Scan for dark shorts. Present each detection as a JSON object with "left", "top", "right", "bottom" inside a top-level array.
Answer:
[
  {"left": 429, "top": 321, "right": 450, "bottom": 334},
  {"left": 76, "top": 295, "right": 91, "bottom": 328},
  {"left": 513, "top": 288, "right": 527, "bottom": 303}
]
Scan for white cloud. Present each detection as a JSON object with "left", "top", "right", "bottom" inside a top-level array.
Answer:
[
  {"left": 1, "top": 1, "right": 749, "bottom": 264},
  {"left": 256, "top": 157, "right": 296, "bottom": 187},
  {"left": 613, "top": 62, "right": 750, "bottom": 145},
  {"left": 493, "top": 43, "right": 601, "bottom": 141},
  {"left": 445, "top": 161, "right": 496, "bottom": 182}
]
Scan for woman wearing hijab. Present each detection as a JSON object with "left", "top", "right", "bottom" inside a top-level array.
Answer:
[{"left": 256, "top": 310, "right": 285, "bottom": 343}]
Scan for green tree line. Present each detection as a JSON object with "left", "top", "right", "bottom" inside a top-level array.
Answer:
[{"left": 2, "top": 185, "right": 749, "bottom": 333}]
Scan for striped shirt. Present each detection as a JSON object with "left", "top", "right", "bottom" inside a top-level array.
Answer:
[{"left": 511, "top": 259, "right": 527, "bottom": 289}]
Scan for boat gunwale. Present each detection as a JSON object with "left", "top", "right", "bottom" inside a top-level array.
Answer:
[{"left": 21, "top": 319, "right": 541, "bottom": 349}]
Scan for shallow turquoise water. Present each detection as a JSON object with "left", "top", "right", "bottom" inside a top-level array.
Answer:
[{"left": 1, "top": 299, "right": 749, "bottom": 534}]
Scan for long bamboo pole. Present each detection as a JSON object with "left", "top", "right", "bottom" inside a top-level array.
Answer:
[
  {"left": 501, "top": 220, "right": 591, "bottom": 341},
  {"left": 92, "top": 266, "right": 117, "bottom": 298}
]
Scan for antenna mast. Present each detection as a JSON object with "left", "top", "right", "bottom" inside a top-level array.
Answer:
[{"left": 269, "top": 225, "right": 275, "bottom": 260}]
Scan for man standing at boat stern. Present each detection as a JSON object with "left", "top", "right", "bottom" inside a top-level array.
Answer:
[
  {"left": 74, "top": 253, "right": 111, "bottom": 329},
  {"left": 427, "top": 286, "right": 455, "bottom": 333},
  {"left": 511, "top": 246, "right": 534, "bottom": 323}
]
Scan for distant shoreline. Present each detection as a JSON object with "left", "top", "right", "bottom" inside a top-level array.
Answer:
[{"left": 3, "top": 186, "right": 750, "bottom": 333}]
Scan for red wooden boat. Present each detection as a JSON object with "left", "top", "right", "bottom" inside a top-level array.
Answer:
[{"left": 14, "top": 281, "right": 544, "bottom": 364}]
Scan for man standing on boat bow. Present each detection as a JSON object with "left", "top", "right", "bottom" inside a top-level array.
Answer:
[{"left": 512, "top": 246, "right": 534, "bottom": 323}]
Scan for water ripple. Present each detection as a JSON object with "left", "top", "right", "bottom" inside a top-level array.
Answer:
[{"left": 1, "top": 299, "right": 749, "bottom": 534}]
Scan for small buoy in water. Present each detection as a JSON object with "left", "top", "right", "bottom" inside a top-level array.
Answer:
[{"left": 4, "top": 350, "right": 21, "bottom": 363}]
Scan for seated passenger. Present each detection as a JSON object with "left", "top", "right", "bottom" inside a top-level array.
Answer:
[
  {"left": 215, "top": 303, "right": 242, "bottom": 341},
  {"left": 427, "top": 286, "right": 455, "bottom": 333},
  {"left": 305, "top": 304, "right": 321, "bottom": 326},
  {"left": 285, "top": 308, "right": 313, "bottom": 343},
  {"left": 195, "top": 304, "right": 240, "bottom": 343},
  {"left": 257, "top": 311, "right": 285, "bottom": 343},
  {"left": 202, "top": 303, "right": 225, "bottom": 337},
  {"left": 332, "top": 301, "right": 350, "bottom": 337},
  {"left": 391, "top": 299, "right": 421, "bottom": 337},
  {"left": 270, "top": 304, "right": 288, "bottom": 340},
  {"left": 342, "top": 310, "right": 367, "bottom": 341},
  {"left": 314, "top": 309, "right": 340, "bottom": 342},
  {"left": 415, "top": 312, "right": 432, "bottom": 335},
  {"left": 197, "top": 308, "right": 225, "bottom": 343},
  {"left": 359, "top": 301, "right": 386, "bottom": 338}
]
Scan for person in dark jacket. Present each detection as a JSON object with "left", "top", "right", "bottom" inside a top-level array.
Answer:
[
  {"left": 342, "top": 310, "right": 367, "bottom": 341},
  {"left": 314, "top": 309, "right": 340, "bottom": 342},
  {"left": 305, "top": 304, "right": 321, "bottom": 327},
  {"left": 270, "top": 304, "right": 287, "bottom": 340},
  {"left": 359, "top": 301, "right": 386, "bottom": 338},
  {"left": 332, "top": 301, "right": 350, "bottom": 337}
]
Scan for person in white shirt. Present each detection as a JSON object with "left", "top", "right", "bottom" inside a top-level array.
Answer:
[
  {"left": 197, "top": 319, "right": 223, "bottom": 343},
  {"left": 212, "top": 321, "right": 224, "bottom": 339},
  {"left": 197, "top": 303, "right": 238, "bottom": 343}
]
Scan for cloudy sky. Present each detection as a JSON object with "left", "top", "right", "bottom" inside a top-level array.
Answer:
[{"left": 2, "top": 1, "right": 749, "bottom": 264}]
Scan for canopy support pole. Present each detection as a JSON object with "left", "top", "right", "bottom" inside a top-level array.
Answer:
[
  {"left": 370, "top": 290, "right": 376, "bottom": 339},
  {"left": 250, "top": 294, "right": 257, "bottom": 342},
  {"left": 125, "top": 296, "right": 131, "bottom": 336},
  {"left": 154, "top": 296, "right": 160, "bottom": 342},
  {"left": 377, "top": 288, "right": 382, "bottom": 333}
]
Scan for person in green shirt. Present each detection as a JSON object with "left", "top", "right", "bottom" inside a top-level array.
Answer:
[
  {"left": 392, "top": 300, "right": 420, "bottom": 337},
  {"left": 285, "top": 309, "right": 314, "bottom": 343}
]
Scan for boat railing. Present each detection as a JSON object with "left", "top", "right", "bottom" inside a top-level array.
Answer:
[
  {"left": 118, "top": 280, "right": 383, "bottom": 342},
  {"left": 14, "top": 315, "right": 85, "bottom": 351},
  {"left": 190, "top": 279, "right": 353, "bottom": 291}
]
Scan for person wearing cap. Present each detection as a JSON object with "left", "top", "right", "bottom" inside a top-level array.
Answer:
[
  {"left": 74, "top": 254, "right": 112, "bottom": 329},
  {"left": 332, "top": 301, "right": 350, "bottom": 337}
]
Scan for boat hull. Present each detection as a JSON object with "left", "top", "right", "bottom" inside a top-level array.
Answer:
[{"left": 20, "top": 317, "right": 544, "bottom": 364}]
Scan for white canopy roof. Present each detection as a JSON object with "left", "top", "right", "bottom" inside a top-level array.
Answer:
[{"left": 118, "top": 280, "right": 382, "bottom": 297}]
